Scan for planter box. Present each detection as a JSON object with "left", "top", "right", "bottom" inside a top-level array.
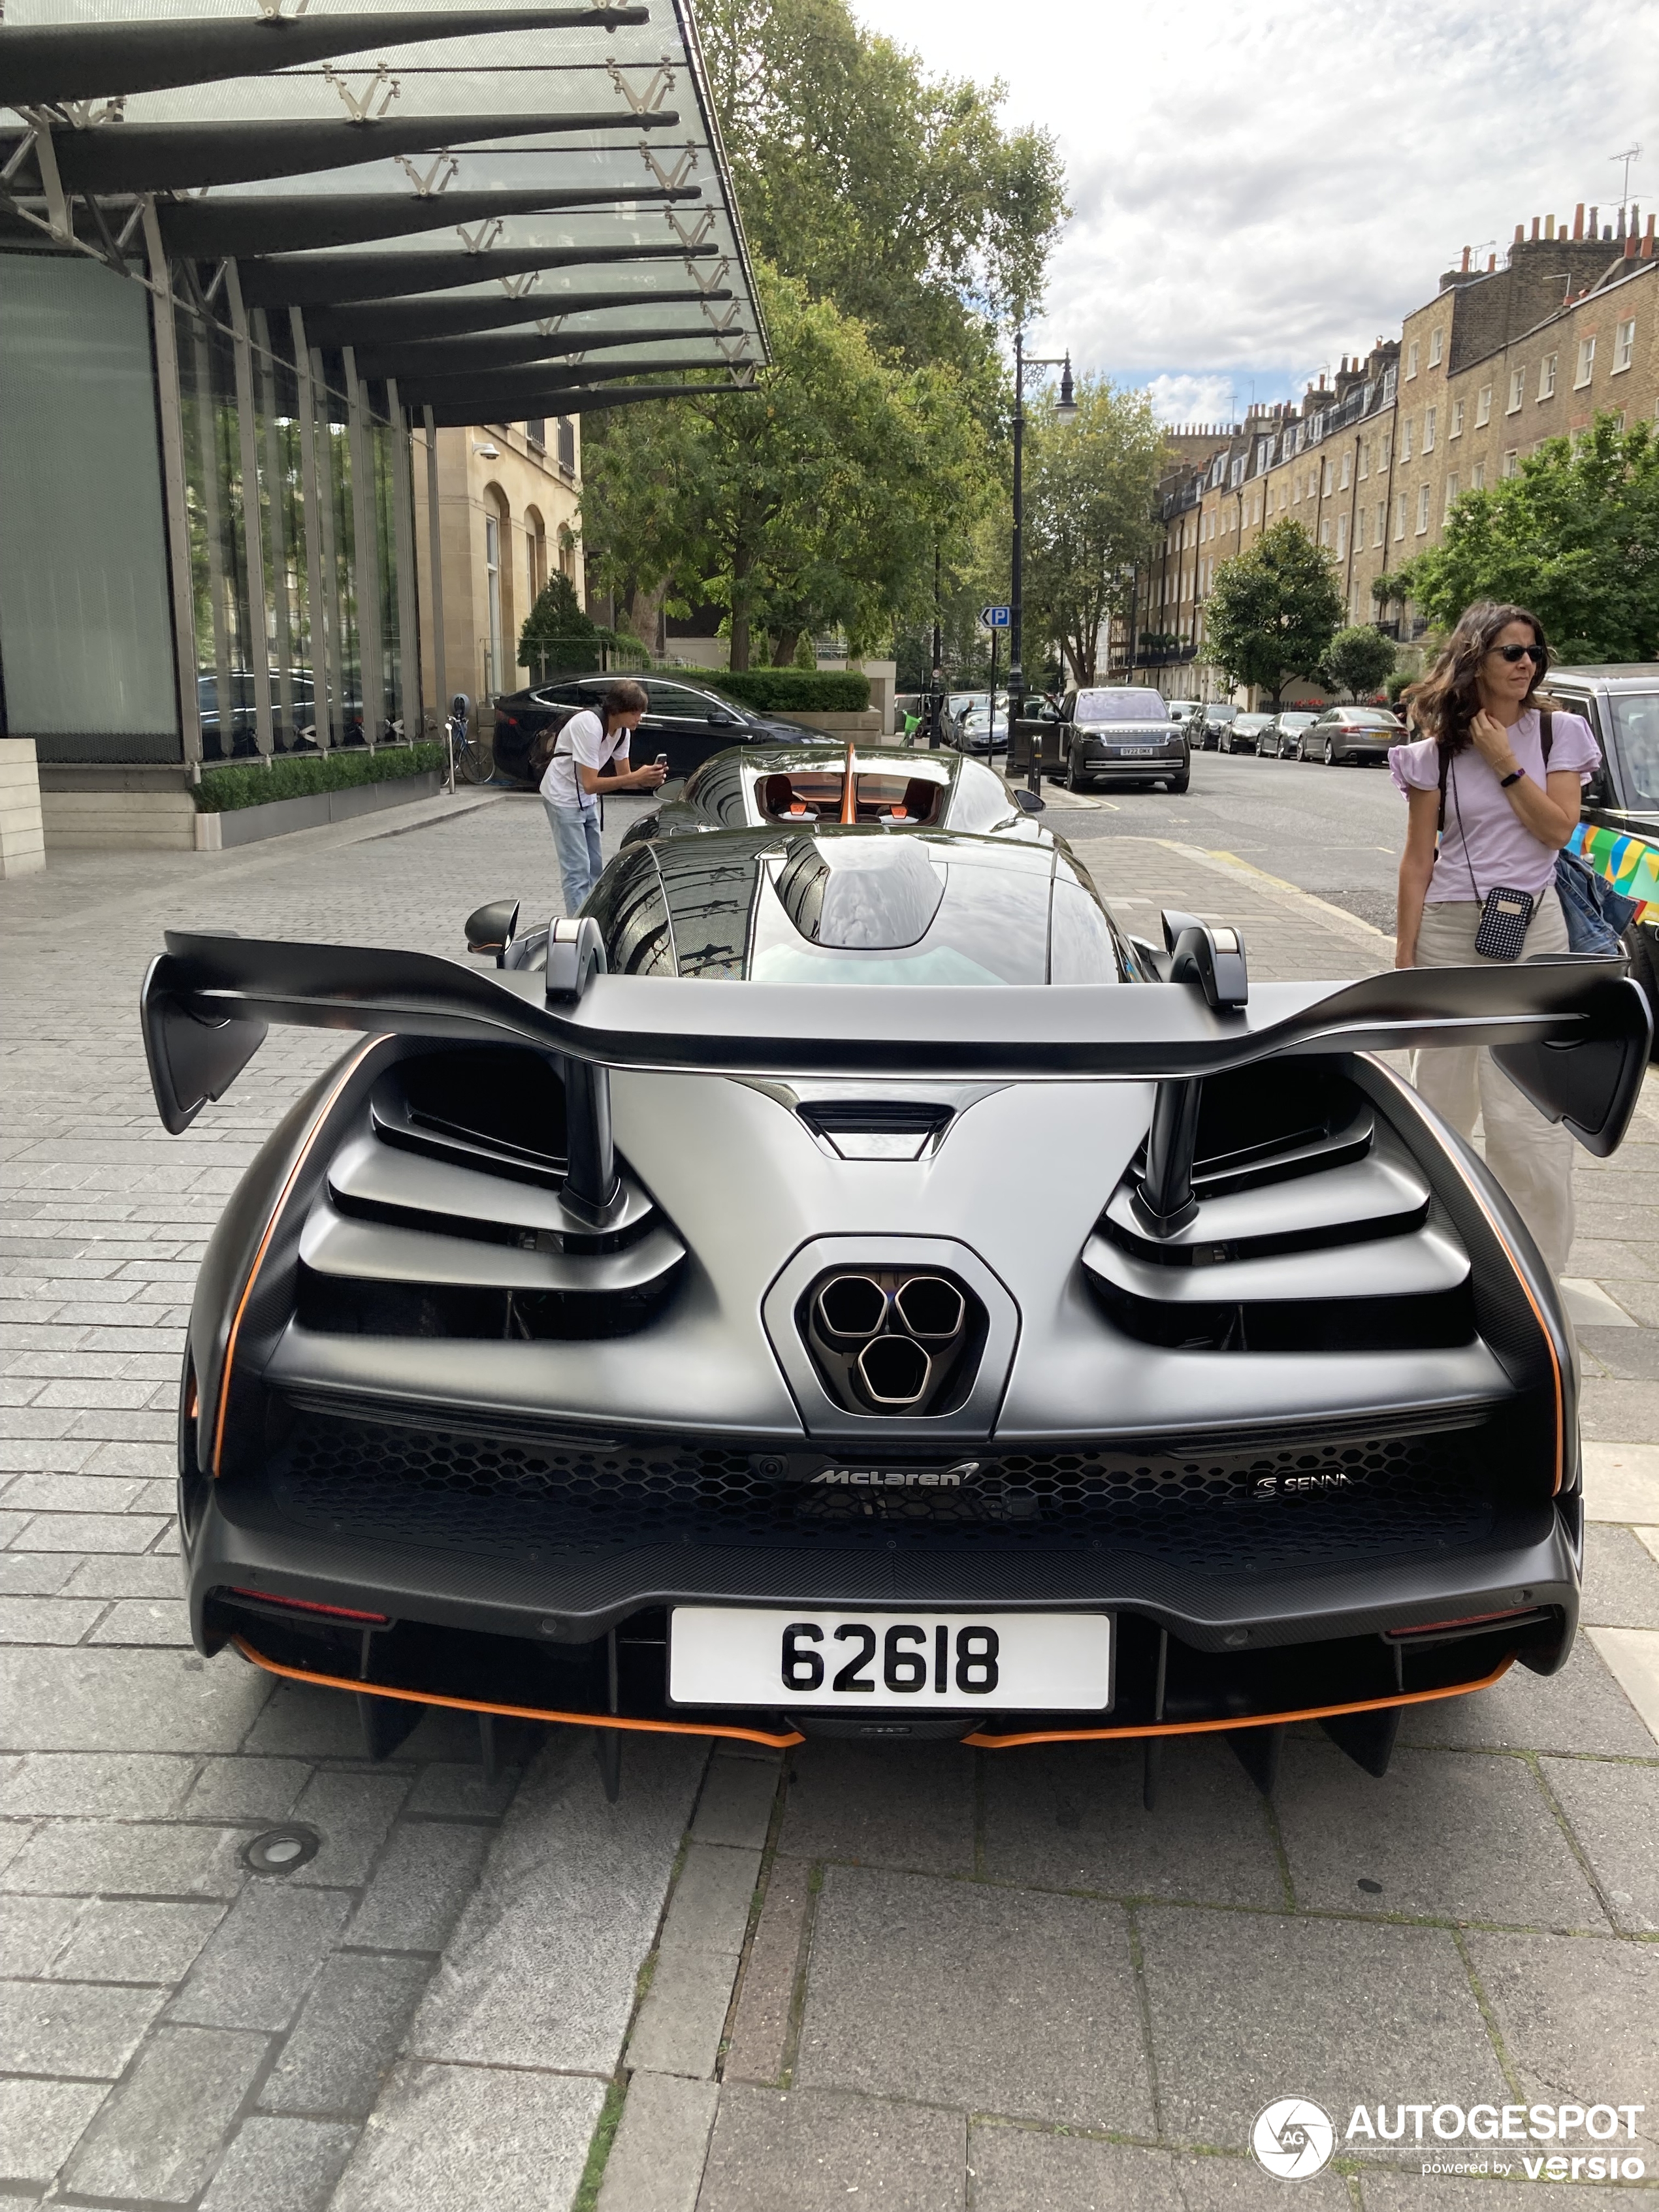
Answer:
[
  {"left": 785, "top": 711, "right": 885, "bottom": 737},
  {"left": 195, "top": 768, "right": 446, "bottom": 849}
]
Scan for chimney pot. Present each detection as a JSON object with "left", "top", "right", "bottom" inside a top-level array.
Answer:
[
  {"left": 1513, "top": 223, "right": 1524, "bottom": 243},
  {"left": 1531, "top": 216, "right": 1540, "bottom": 240},
  {"left": 1617, "top": 205, "right": 1627, "bottom": 240},
  {"left": 1590, "top": 206, "right": 1599, "bottom": 234},
  {"left": 1545, "top": 214, "right": 1556, "bottom": 238},
  {"left": 1573, "top": 203, "right": 1585, "bottom": 239},
  {"left": 1626, "top": 232, "right": 1637, "bottom": 259},
  {"left": 1487, "top": 253, "right": 1496, "bottom": 271}
]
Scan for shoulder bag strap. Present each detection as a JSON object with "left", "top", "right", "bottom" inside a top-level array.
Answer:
[
  {"left": 1436, "top": 741, "right": 1449, "bottom": 833},
  {"left": 1541, "top": 708, "right": 1553, "bottom": 765}
]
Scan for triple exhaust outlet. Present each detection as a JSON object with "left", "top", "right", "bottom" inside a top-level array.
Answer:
[{"left": 807, "top": 1270, "right": 975, "bottom": 1415}]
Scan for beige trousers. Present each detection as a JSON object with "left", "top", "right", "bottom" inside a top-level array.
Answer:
[{"left": 1409, "top": 888, "right": 1575, "bottom": 1277}]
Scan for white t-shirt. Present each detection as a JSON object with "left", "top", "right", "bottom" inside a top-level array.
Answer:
[{"left": 540, "top": 708, "right": 630, "bottom": 812}]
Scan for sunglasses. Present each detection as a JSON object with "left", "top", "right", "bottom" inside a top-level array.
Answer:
[{"left": 1491, "top": 642, "right": 1547, "bottom": 664}]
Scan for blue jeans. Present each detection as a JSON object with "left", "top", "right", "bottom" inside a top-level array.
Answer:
[{"left": 546, "top": 801, "right": 604, "bottom": 913}]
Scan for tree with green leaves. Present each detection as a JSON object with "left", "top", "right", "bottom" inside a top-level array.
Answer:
[
  {"left": 1322, "top": 623, "right": 1397, "bottom": 701},
  {"left": 581, "top": 267, "right": 990, "bottom": 668},
  {"left": 518, "top": 573, "right": 604, "bottom": 675},
  {"left": 1389, "top": 414, "right": 1659, "bottom": 662},
  {"left": 1204, "top": 520, "right": 1345, "bottom": 708},
  {"left": 698, "top": 0, "right": 1066, "bottom": 376},
  {"left": 1021, "top": 377, "right": 1167, "bottom": 686}
]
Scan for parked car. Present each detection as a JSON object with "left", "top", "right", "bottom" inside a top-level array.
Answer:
[
  {"left": 1219, "top": 712, "right": 1276, "bottom": 756},
  {"left": 1192, "top": 701, "right": 1240, "bottom": 751},
  {"left": 142, "top": 860, "right": 1647, "bottom": 1782},
  {"left": 619, "top": 744, "right": 1049, "bottom": 847},
  {"left": 1545, "top": 665, "right": 1659, "bottom": 1043},
  {"left": 1300, "top": 706, "right": 1405, "bottom": 765},
  {"left": 1259, "top": 711, "right": 1320, "bottom": 760},
  {"left": 1050, "top": 685, "right": 1189, "bottom": 793},
  {"left": 489, "top": 673, "right": 832, "bottom": 788},
  {"left": 952, "top": 701, "right": 1007, "bottom": 754}
]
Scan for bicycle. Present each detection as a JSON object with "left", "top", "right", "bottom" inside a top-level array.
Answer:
[{"left": 443, "top": 694, "right": 491, "bottom": 787}]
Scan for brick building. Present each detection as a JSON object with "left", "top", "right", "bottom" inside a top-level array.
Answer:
[{"left": 1124, "top": 204, "right": 1658, "bottom": 703}]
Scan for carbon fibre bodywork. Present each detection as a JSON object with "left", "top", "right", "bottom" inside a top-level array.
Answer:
[{"left": 144, "top": 878, "right": 1651, "bottom": 1782}]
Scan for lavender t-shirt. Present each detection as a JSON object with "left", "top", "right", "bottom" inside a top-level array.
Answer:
[{"left": 1389, "top": 709, "right": 1600, "bottom": 902}]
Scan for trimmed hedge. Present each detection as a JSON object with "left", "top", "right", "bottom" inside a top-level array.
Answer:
[
  {"left": 193, "top": 742, "right": 447, "bottom": 813},
  {"left": 705, "top": 669, "right": 870, "bottom": 714}
]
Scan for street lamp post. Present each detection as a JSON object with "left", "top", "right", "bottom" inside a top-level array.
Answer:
[{"left": 1008, "top": 330, "right": 1076, "bottom": 793}]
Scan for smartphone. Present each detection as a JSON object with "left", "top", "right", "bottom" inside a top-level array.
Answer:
[{"left": 654, "top": 753, "right": 668, "bottom": 767}]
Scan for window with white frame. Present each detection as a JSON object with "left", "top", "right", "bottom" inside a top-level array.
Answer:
[
  {"left": 1475, "top": 385, "right": 1492, "bottom": 426},
  {"left": 1429, "top": 326, "right": 1443, "bottom": 367},
  {"left": 1400, "top": 417, "right": 1413, "bottom": 461},
  {"left": 1507, "top": 367, "right": 1525, "bottom": 413},
  {"left": 1450, "top": 398, "right": 1464, "bottom": 438},
  {"left": 1538, "top": 353, "right": 1556, "bottom": 400},
  {"left": 1406, "top": 339, "right": 1419, "bottom": 377},
  {"left": 1424, "top": 407, "right": 1436, "bottom": 453},
  {"left": 1319, "top": 517, "right": 1332, "bottom": 547},
  {"left": 1471, "top": 460, "right": 1485, "bottom": 490},
  {"left": 1335, "top": 513, "right": 1348, "bottom": 558},
  {"left": 1614, "top": 318, "right": 1635, "bottom": 373},
  {"left": 1575, "top": 335, "right": 1596, "bottom": 387},
  {"left": 1376, "top": 500, "right": 1387, "bottom": 542},
  {"left": 1340, "top": 450, "right": 1351, "bottom": 489},
  {"left": 1359, "top": 441, "right": 1370, "bottom": 480},
  {"left": 1393, "top": 494, "right": 1406, "bottom": 539},
  {"left": 1443, "top": 472, "right": 1458, "bottom": 519},
  {"left": 1379, "top": 428, "right": 1391, "bottom": 464},
  {"left": 1416, "top": 483, "right": 1430, "bottom": 533},
  {"left": 1502, "top": 449, "right": 1519, "bottom": 478},
  {"left": 1322, "top": 458, "right": 1333, "bottom": 496}
]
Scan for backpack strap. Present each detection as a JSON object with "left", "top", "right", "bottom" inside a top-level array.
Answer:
[
  {"left": 1541, "top": 707, "right": 1553, "bottom": 765},
  {"left": 1437, "top": 742, "right": 1449, "bottom": 833}
]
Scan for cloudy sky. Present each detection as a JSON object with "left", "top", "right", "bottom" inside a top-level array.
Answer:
[{"left": 854, "top": 0, "right": 1654, "bottom": 421}]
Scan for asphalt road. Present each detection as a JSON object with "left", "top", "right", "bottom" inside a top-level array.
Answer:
[{"left": 1037, "top": 741, "right": 1404, "bottom": 938}]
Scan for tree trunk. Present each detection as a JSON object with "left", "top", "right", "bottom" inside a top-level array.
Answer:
[
  {"left": 773, "top": 628, "right": 800, "bottom": 670},
  {"left": 729, "top": 537, "right": 754, "bottom": 672}
]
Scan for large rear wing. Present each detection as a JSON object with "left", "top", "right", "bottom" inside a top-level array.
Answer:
[{"left": 142, "top": 926, "right": 1651, "bottom": 1159}]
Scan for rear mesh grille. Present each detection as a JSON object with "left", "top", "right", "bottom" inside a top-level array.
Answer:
[{"left": 266, "top": 1411, "right": 1503, "bottom": 1572}]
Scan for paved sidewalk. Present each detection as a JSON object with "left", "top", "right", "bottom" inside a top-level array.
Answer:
[{"left": 1, "top": 792, "right": 1655, "bottom": 2211}]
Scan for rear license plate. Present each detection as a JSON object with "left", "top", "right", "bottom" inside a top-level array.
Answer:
[{"left": 668, "top": 1608, "right": 1112, "bottom": 1711}]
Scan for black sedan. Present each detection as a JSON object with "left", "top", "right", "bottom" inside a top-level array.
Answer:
[
  {"left": 1300, "top": 707, "right": 1406, "bottom": 764},
  {"left": 489, "top": 672, "right": 833, "bottom": 788},
  {"left": 1218, "top": 712, "right": 1276, "bottom": 755},
  {"left": 1259, "top": 711, "right": 1319, "bottom": 759}
]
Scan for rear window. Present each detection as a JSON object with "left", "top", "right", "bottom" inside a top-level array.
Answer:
[
  {"left": 1343, "top": 711, "right": 1402, "bottom": 728},
  {"left": 1075, "top": 689, "right": 1168, "bottom": 722}
]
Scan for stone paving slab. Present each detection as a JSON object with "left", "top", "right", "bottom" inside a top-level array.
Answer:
[{"left": 4, "top": 796, "right": 1658, "bottom": 2209}]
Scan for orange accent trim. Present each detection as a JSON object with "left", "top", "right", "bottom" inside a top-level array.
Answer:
[
  {"left": 212, "top": 1039, "right": 384, "bottom": 1478},
  {"left": 231, "top": 1635, "right": 807, "bottom": 1748},
  {"left": 840, "top": 737, "right": 858, "bottom": 825},
  {"left": 185, "top": 1372, "right": 199, "bottom": 1424},
  {"left": 960, "top": 1654, "right": 1515, "bottom": 1748},
  {"left": 1364, "top": 1055, "right": 1564, "bottom": 1495}
]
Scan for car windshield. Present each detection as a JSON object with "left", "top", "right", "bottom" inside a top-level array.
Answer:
[
  {"left": 1075, "top": 689, "right": 1167, "bottom": 722},
  {"left": 1611, "top": 694, "right": 1659, "bottom": 806},
  {"left": 751, "top": 844, "right": 1052, "bottom": 984}
]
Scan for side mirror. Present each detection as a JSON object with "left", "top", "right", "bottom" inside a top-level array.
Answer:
[
  {"left": 465, "top": 897, "right": 520, "bottom": 965},
  {"left": 1161, "top": 907, "right": 1248, "bottom": 1009},
  {"left": 708, "top": 709, "right": 740, "bottom": 727},
  {"left": 1014, "top": 787, "right": 1045, "bottom": 814}
]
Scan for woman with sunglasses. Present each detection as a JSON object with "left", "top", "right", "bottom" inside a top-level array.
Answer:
[{"left": 1391, "top": 601, "right": 1600, "bottom": 1274}]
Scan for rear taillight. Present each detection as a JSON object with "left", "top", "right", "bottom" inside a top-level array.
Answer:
[{"left": 231, "top": 1587, "right": 388, "bottom": 1624}]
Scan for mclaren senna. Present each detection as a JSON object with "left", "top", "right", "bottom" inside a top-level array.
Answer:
[{"left": 141, "top": 811, "right": 1650, "bottom": 1801}]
